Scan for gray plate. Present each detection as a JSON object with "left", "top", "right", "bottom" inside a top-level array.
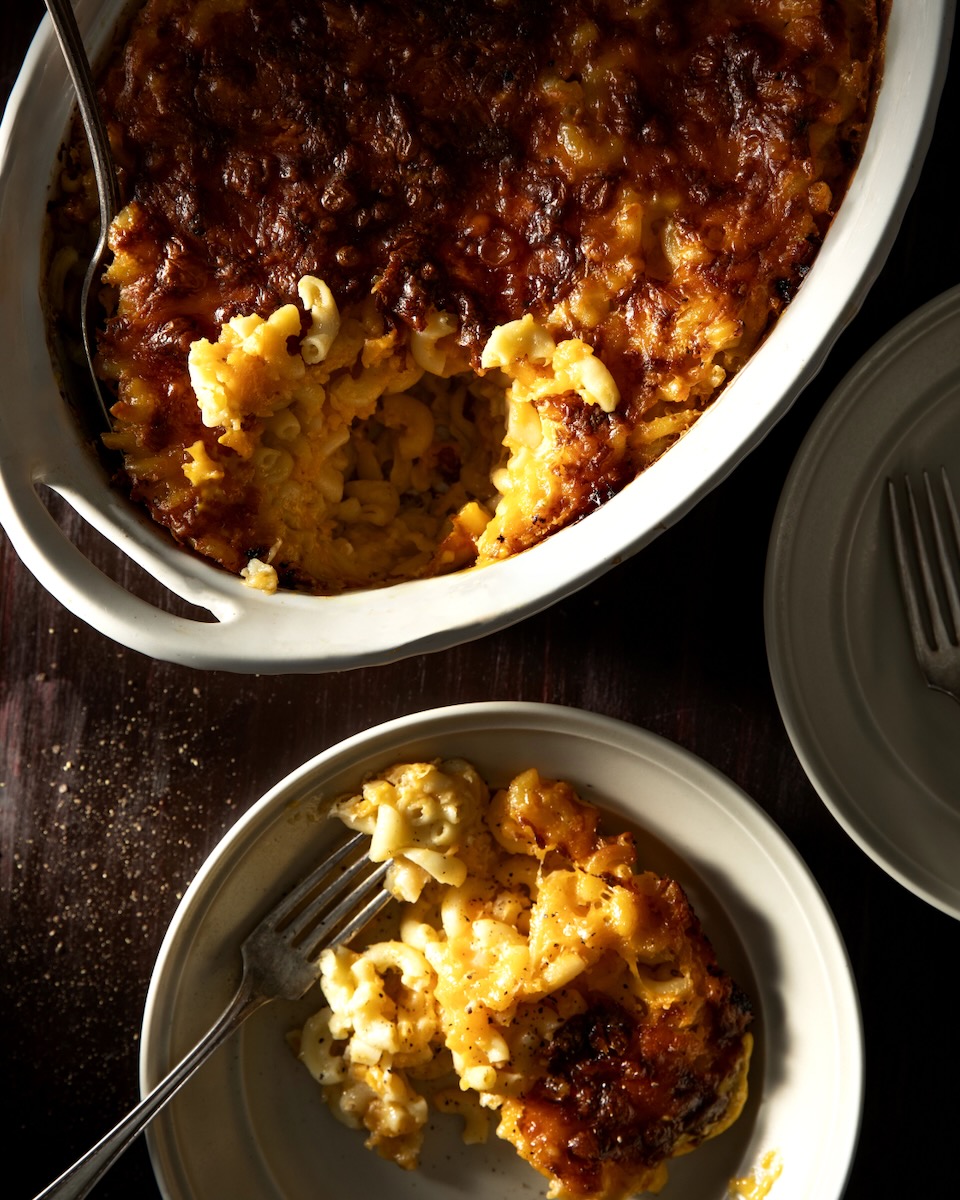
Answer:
[
  {"left": 766, "top": 284, "right": 960, "bottom": 919},
  {"left": 141, "top": 702, "right": 862, "bottom": 1200}
]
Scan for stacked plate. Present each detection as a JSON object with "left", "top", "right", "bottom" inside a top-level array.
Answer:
[{"left": 765, "top": 286, "right": 960, "bottom": 921}]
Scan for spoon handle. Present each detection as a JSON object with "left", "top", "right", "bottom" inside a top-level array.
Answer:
[
  {"left": 43, "top": 0, "right": 122, "bottom": 429},
  {"left": 43, "top": 0, "right": 121, "bottom": 229}
]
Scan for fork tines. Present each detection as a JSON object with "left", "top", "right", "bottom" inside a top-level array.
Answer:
[
  {"left": 888, "top": 468, "right": 960, "bottom": 671},
  {"left": 270, "top": 831, "right": 391, "bottom": 957}
]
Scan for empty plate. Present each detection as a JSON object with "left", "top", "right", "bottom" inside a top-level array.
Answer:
[{"left": 765, "top": 284, "right": 960, "bottom": 919}]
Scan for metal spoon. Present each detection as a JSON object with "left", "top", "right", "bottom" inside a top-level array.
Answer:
[{"left": 44, "top": 0, "right": 121, "bottom": 429}]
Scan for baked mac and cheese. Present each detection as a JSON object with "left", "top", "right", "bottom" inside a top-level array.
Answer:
[
  {"left": 292, "top": 760, "right": 753, "bottom": 1198},
  {"left": 46, "top": 0, "right": 885, "bottom": 594}
]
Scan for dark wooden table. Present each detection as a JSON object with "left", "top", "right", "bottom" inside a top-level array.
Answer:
[{"left": 3, "top": 5, "right": 959, "bottom": 1198}]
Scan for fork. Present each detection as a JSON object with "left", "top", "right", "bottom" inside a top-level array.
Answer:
[
  {"left": 888, "top": 468, "right": 960, "bottom": 704},
  {"left": 33, "top": 831, "right": 391, "bottom": 1200}
]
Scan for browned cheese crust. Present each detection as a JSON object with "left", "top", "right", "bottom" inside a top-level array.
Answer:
[
  {"left": 54, "top": 0, "right": 884, "bottom": 591},
  {"left": 306, "top": 761, "right": 755, "bottom": 1198},
  {"left": 489, "top": 775, "right": 753, "bottom": 1199}
]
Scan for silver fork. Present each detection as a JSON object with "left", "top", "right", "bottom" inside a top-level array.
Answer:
[
  {"left": 888, "top": 468, "right": 960, "bottom": 704},
  {"left": 34, "top": 831, "right": 391, "bottom": 1200}
]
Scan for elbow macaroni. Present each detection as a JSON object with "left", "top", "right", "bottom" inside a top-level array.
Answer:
[
  {"left": 177, "top": 279, "right": 629, "bottom": 591},
  {"left": 293, "top": 760, "right": 753, "bottom": 1199},
  {"left": 66, "top": 0, "right": 881, "bottom": 598}
]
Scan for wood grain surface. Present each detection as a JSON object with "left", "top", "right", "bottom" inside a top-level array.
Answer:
[{"left": 3, "top": 4, "right": 959, "bottom": 1198}]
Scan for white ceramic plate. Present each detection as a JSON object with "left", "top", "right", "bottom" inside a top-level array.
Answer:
[
  {"left": 141, "top": 702, "right": 862, "bottom": 1200},
  {"left": 765, "top": 285, "right": 960, "bottom": 921},
  {"left": 0, "top": 4, "right": 953, "bottom": 672}
]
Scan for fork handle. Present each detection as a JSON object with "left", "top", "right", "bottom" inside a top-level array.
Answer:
[{"left": 33, "top": 984, "right": 266, "bottom": 1200}]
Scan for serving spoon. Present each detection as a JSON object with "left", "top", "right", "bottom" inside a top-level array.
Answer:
[{"left": 43, "top": 0, "right": 121, "bottom": 430}]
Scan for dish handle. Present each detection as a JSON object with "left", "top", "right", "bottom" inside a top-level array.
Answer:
[{"left": 0, "top": 463, "right": 284, "bottom": 670}]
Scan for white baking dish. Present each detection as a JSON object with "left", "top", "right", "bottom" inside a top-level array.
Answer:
[{"left": 0, "top": 1, "right": 952, "bottom": 673}]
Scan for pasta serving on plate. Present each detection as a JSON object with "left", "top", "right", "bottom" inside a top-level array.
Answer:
[{"left": 291, "top": 759, "right": 753, "bottom": 1199}]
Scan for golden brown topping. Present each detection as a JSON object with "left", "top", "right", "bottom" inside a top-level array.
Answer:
[
  {"left": 505, "top": 984, "right": 752, "bottom": 1198},
  {"left": 47, "top": 0, "right": 883, "bottom": 592},
  {"left": 299, "top": 760, "right": 754, "bottom": 1199}
]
